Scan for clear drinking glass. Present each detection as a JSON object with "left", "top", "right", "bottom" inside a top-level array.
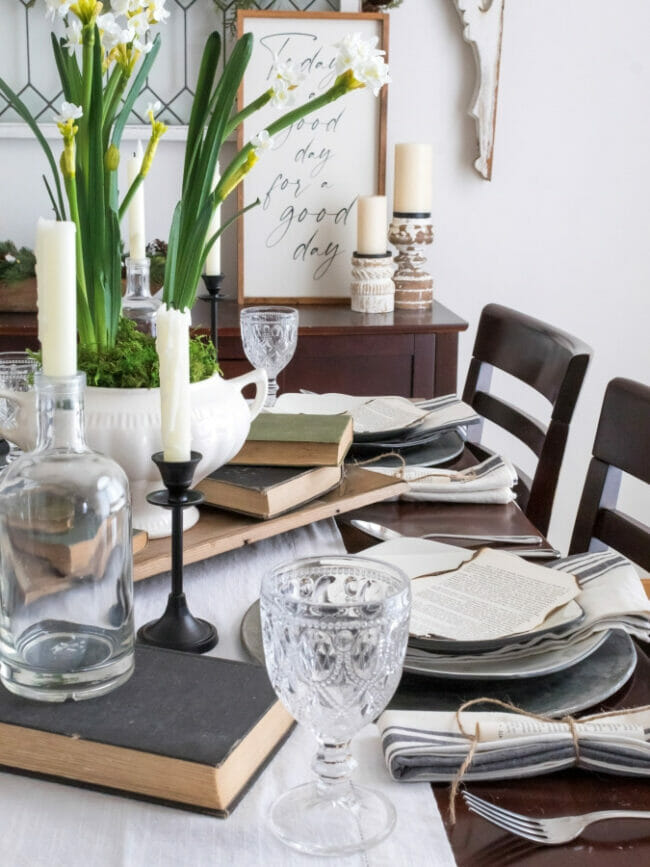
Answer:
[
  {"left": 0, "top": 372, "right": 135, "bottom": 701},
  {"left": 240, "top": 306, "right": 298, "bottom": 408},
  {"left": 260, "top": 554, "right": 411, "bottom": 856},
  {"left": 0, "top": 351, "right": 40, "bottom": 462}
]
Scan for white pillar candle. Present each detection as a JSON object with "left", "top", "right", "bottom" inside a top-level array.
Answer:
[
  {"left": 35, "top": 218, "right": 77, "bottom": 377},
  {"left": 357, "top": 195, "right": 387, "bottom": 256},
  {"left": 156, "top": 304, "right": 192, "bottom": 462},
  {"left": 204, "top": 161, "right": 221, "bottom": 275},
  {"left": 127, "top": 141, "right": 146, "bottom": 261},
  {"left": 393, "top": 143, "right": 433, "bottom": 214}
]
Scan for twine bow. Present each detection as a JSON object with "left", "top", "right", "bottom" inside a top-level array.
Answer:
[{"left": 448, "top": 697, "right": 650, "bottom": 823}]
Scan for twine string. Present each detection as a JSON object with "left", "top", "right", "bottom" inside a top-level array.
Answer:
[
  {"left": 448, "top": 697, "right": 650, "bottom": 824},
  {"left": 350, "top": 452, "right": 477, "bottom": 485}
]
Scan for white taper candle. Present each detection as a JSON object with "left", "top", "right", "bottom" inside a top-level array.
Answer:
[
  {"left": 35, "top": 218, "right": 77, "bottom": 377},
  {"left": 204, "top": 161, "right": 221, "bottom": 275},
  {"left": 127, "top": 141, "right": 146, "bottom": 261},
  {"left": 156, "top": 304, "right": 192, "bottom": 462},
  {"left": 393, "top": 143, "right": 433, "bottom": 214},
  {"left": 357, "top": 195, "right": 387, "bottom": 255}
]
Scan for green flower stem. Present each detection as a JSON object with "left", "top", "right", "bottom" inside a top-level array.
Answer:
[
  {"left": 202, "top": 196, "right": 260, "bottom": 266},
  {"left": 63, "top": 172, "right": 95, "bottom": 347},
  {"left": 216, "top": 76, "right": 352, "bottom": 203},
  {"left": 102, "top": 65, "right": 124, "bottom": 127},
  {"left": 118, "top": 172, "right": 144, "bottom": 222},
  {"left": 77, "top": 24, "right": 96, "bottom": 184},
  {"left": 224, "top": 89, "right": 273, "bottom": 139},
  {"left": 102, "top": 66, "right": 128, "bottom": 149}
]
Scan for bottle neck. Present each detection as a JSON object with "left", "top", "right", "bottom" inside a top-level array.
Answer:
[
  {"left": 35, "top": 372, "right": 88, "bottom": 453},
  {"left": 125, "top": 257, "right": 152, "bottom": 300}
]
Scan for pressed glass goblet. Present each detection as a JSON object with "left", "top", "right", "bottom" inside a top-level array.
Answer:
[
  {"left": 260, "top": 554, "right": 411, "bottom": 856},
  {"left": 0, "top": 351, "right": 40, "bottom": 462},
  {"left": 239, "top": 306, "right": 298, "bottom": 408}
]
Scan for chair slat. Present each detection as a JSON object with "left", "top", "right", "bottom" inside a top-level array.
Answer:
[
  {"left": 570, "top": 378, "right": 650, "bottom": 572},
  {"left": 464, "top": 304, "right": 591, "bottom": 535}
]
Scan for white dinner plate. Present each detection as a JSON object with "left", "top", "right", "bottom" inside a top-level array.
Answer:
[
  {"left": 403, "top": 630, "right": 609, "bottom": 680},
  {"left": 364, "top": 539, "right": 586, "bottom": 653}
]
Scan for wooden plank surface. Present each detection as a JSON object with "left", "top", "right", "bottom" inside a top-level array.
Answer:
[{"left": 133, "top": 467, "right": 407, "bottom": 582}]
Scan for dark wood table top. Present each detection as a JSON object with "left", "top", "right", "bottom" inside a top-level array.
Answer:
[
  {"left": 190, "top": 297, "right": 468, "bottom": 336},
  {"left": 338, "top": 475, "right": 650, "bottom": 866}
]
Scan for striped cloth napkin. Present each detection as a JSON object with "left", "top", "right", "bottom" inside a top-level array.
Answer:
[
  {"left": 378, "top": 704, "right": 650, "bottom": 784},
  {"left": 414, "top": 551, "right": 650, "bottom": 662},
  {"left": 369, "top": 454, "right": 518, "bottom": 504}
]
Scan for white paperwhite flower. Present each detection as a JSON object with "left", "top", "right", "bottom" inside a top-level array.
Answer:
[
  {"left": 146, "top": 100, "right": 161, "bottom": 119},
  {"left": 109, "top": 0, "right": 132, "bottom": 14},
  {"left": 335, "top": 33, "right": 380, "bottom": 73},
  {"left": 63, "top": 19, "right": 83, "bottom": 55},
  {"left": 252, "top": 130, "right": 274, "bottom": 153},
  {"left": 148, "top": 0, "right": 170, "bottom": 24},
  {"left": 269, "top": 80, "right": 295, "bottom": 110},
  {"left": 129, "top": 10, "right": 152, "bottom": 52},
  {"left": 334, "top": 33, "right": 389, "bottom": 96},
  {"left": 44, "top": 0, "right": 72, "bottom": 22},
  {"left": 134, "top": 37, "right": 153, "bottom": 54},
  {"left": 54, "top": 101, "right": 83, "bottom": 124},
  {"left": 98, "top": 13, "right": 135, "bottom": 51},
  {"left": 129, "top": 11, "right": 150, "bottom": 37},
  {"left": 352, "top": 53, "right": 391, "bottom": 96},
  {"left": 272, "top": 59, "right": 305, "bottom": 90}
]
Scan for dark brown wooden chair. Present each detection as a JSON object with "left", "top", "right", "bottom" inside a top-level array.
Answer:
[
  {"left": 569, "top": 377, "right": 650, "bottom": 570},
  {"left": 462, "top": 304, "right": 591, "bottom": 535}
]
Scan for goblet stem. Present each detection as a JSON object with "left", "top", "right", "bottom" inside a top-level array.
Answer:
[
  {"left": 265, "top": 376, "right": 279, "bottom": 408},
  {"left": 312, "top": 739, "right": 357, "bottom": 799}
]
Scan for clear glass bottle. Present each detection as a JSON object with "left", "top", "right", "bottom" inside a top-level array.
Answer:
[
  {"left": 122, "top": 257, "right": 161, "bottom": 337},
  {"left": 0, "top": 372, "right": 135, "bottom": 701}
]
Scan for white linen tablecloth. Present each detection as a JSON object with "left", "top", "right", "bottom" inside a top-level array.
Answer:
[{"left": 0, "top": 519, "right": 454, "bottom": 867}]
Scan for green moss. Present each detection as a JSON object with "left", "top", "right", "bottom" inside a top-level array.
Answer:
[
  {"left": 75, "top": 318, "right": 219, "bottom": 389},
  {"left": 0, "top": 241, "right": 36, "bottom": 285}
]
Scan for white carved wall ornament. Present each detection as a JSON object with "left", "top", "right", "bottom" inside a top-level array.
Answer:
[{"left": 454, "top": 0, "right": 506, "bottom": 180}]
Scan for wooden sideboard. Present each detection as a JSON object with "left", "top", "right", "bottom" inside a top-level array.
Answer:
[
  {"left": 0, "top": 300, "right": 468, "bottom": 398},
  {"left": 193, "top": 299, "right": 468, "bottom": 398}
]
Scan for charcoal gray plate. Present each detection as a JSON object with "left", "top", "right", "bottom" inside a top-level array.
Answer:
[
  {"left": 241, "top": 602, "right": 637, "bottom": 717},
  {"left": 349, "top": 430, "right": 465, "bottom": 467}
]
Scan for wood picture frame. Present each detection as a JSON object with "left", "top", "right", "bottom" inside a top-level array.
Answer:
[{"left": 236, "top": 10, "right": 389, "bottom": 305}]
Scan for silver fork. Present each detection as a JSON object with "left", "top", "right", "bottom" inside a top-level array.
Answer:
[{"left": 463, "top": 791, "right": 650, "bottom": 845}]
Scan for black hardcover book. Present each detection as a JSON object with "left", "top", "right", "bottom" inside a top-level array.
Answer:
[
  {"left": 197, "top": 463, "right": 343, "bottom": 518},
  {"left": 0, "top": 646, "right": 294, "bottom": 817}
]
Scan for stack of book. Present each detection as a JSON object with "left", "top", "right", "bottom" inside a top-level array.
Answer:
[{"left": 197, "top": 413, "right": 353, "bottom": 519}]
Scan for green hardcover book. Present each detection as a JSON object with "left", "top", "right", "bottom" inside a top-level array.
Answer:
[
  {"left": 230, "top": 413, "right": 353, "bottom": 467},
  {"left": 0, "top": 647, "right": 294, "bottom": 817}
]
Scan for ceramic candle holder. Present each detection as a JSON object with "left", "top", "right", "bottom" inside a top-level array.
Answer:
[
  {"left": 388, "top": 213, "right": 434, "bottom": 309},
  {"left": 350, "top": 252, "right": 395, "bottom": 313}
]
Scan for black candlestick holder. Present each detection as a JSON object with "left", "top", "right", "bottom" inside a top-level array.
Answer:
[
  {"left": 200, "top": 274, "right": 225, "bottom": 351},
  {"left": 137, "top": 451, "right": 218, "bottom": 654}
]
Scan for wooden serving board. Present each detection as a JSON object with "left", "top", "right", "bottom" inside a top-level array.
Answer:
[{"left": 133, "top": 466, "right": 407, "bottom": 582}]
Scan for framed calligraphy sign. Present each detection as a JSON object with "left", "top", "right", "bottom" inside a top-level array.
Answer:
[{"left": 236, "top": 10, "right": 388, "bottom": 304}]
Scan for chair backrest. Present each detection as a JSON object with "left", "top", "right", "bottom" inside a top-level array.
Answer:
[
  {"left": 462, "top": 304, "right": 591, "bottom": 535},
  {"left": 569, "top": 377, "right": 650, "bottom": 570}
]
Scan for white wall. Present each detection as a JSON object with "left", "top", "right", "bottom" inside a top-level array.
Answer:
[{"left": 1, "top": 0, "right": 648, "bottom": 550}]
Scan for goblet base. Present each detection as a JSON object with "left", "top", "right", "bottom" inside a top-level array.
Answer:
[{"left": 268, "top": 780, "right": 396, "bottom": 856}]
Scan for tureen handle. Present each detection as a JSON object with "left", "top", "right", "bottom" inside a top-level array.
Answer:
[{"left": 229, "top": 368, "right": 268, "bottom": 421}]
